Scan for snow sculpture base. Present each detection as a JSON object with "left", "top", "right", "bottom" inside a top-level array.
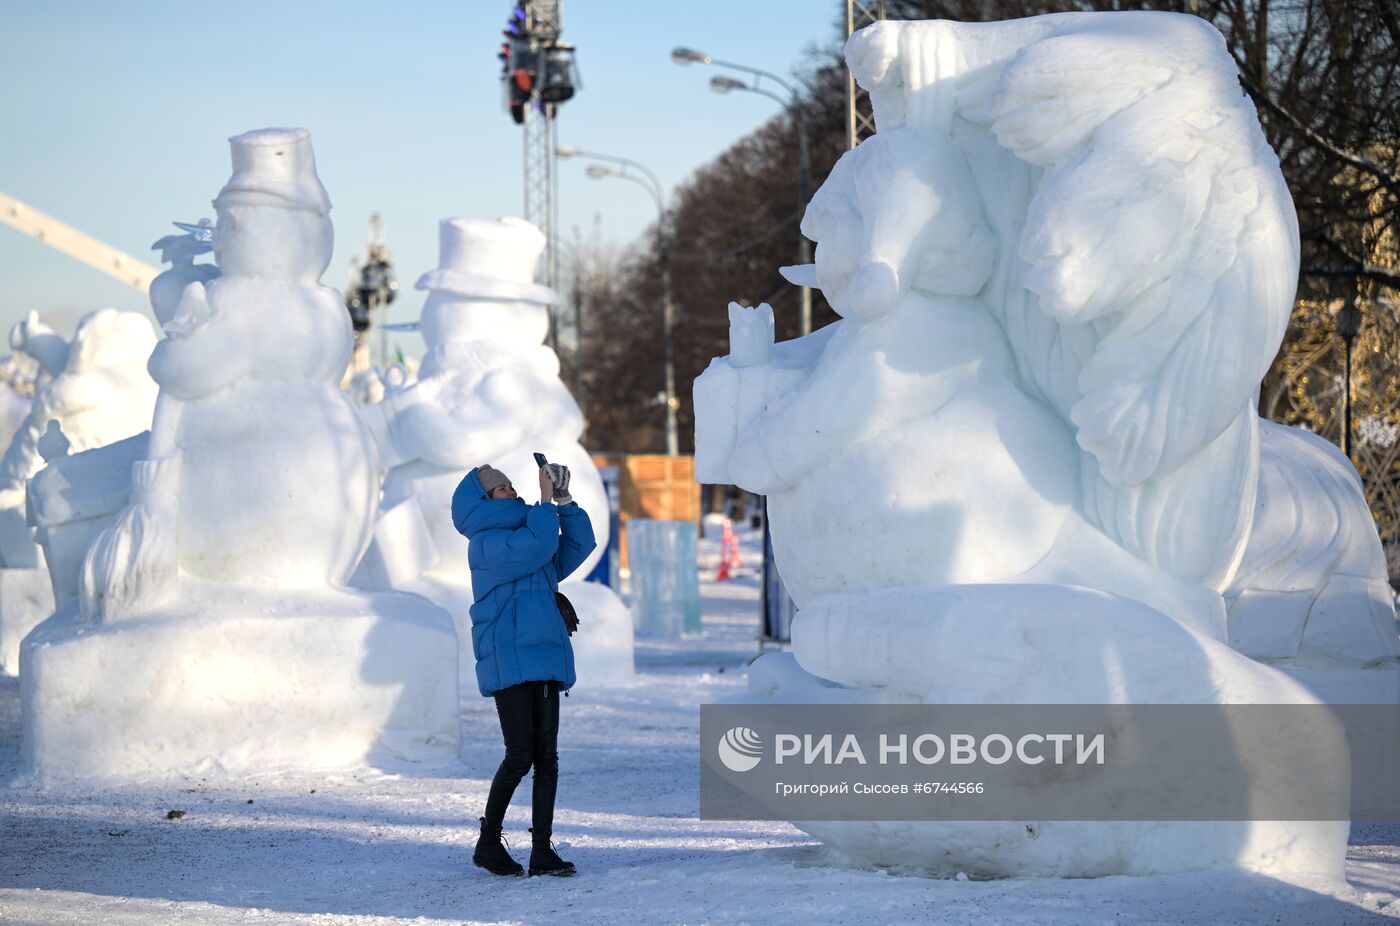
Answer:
[
  {"left": 741, "top": 585, "right": 1348, "bottom": 881},
  {"left": 351, "top": 495, "right": 440, "bottom": 592},
  {"left": 1281, "top": 665, "right": 1400, "bottom": 706},
  {"left": 561, "top": 580, "right": 636, "bottom": 688},
  {"left": 21, "top": 584, "right": 458, "bottom": 780},
  {"left": 395, "top": 570, "right": 636, "bottom": 716},
  {"left": 0, "top": 565, "right": 55, "bottom": 675}
]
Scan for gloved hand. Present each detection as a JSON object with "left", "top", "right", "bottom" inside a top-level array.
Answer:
[{"left": 544, "top": 463, "right": 572, "bottom": 504}]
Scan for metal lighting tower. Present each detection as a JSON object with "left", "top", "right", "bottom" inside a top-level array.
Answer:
[
  {"left": 345, "top": 212, "right": 398, "bottom": 372},
  {"left": 500, "top": 1, "right": 578, "bottom": 350},
  {"left": 845, "top": 0, "right": 887, "bottom": 148}
]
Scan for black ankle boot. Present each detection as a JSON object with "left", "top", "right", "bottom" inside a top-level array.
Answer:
[
  {"left": 473, "top": 817, "right": 524, "bottom": 876},
  {"left": 528, "top": 827, "right": 576, "bottom": 877}
]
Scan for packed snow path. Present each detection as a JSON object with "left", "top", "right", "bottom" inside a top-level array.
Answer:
[{"left": 1, "top": 532, "right": 1398, "bottom": 924}]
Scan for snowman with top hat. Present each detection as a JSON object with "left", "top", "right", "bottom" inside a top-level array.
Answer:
[
  {"left": 85, "top": 128, "right": 382, "bottom": 615},
  {"left": 356, "top": 217, "right": 631, "bottom": 685},
  {"left": 19, "top": 128, "right": 459, "bottom": 781}
]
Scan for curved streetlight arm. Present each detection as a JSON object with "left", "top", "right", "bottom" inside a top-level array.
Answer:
[
  {"left": 731, "top": 82, "right": 790, "bottom": 111},
  {"left": 558, "top": 148, "right": 663, "bottom": 207},
  {"left": 703, "top": 56, "right": 800, "bottom": 105},
  {"left": 597, "top": 169, "right": 665, "bottom": 222}
]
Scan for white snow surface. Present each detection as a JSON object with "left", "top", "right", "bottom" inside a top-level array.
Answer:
[{"left": 1, "top": 534, "right": 1398, "bottom": 925}]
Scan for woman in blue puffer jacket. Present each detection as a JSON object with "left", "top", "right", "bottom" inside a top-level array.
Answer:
[{"left": 452, "top": 461, "right": 595, "bottom": 878}]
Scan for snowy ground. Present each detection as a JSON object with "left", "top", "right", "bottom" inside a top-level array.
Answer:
[{"left": 1, "top": 527, "right": 1398, "bottom": 924}]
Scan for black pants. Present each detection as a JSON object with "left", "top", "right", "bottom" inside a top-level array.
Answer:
[{"left": 483, "top": 680, "right": 560, "bottom": 837}]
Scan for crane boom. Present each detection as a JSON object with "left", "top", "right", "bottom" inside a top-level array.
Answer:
[{"left": 0, "top": 190, "right": 160, "bottom": 293}]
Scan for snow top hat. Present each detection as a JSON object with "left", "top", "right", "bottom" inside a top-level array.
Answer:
[
  {"left": 415, "top": 217, "right": 558, "bottom": 305},
  {"left": 213, "top": 128, "right": 332, "bottom": 214}
]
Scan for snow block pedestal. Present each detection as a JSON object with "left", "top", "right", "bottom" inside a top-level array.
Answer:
[
  {"left": 21, "top": 584, "right": 458, "bottom": 780},
  {"left": 756, "top": 585, "right": 1351, "bottom": 881}
]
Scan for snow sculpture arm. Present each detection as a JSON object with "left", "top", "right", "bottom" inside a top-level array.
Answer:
[
  {"left": 146, "top": 281, "right": 254, "bottom": 400},
  {"left": 693, "top": 304, "right": 837, "bottom": 489},
  {"left": 552, "top": 503, "right": 596, "bottom": 580},
  {"left": 467, "top": 504, "right": 561, "bottom": 583},
  {"left": 390, "top": 367, "right": 539, "bottom": 469}
]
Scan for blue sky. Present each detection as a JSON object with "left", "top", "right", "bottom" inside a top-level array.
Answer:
[{"left": 0, "top": 1, "right": 839, "bottom": 354}]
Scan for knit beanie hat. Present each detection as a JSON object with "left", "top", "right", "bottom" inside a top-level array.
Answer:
[{"left": 476, "top": 465, "right": 510, "bottom": 497}]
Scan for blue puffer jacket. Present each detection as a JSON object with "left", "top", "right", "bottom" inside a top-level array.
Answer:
[{"left": 451, "top": 469, "right": 597, "bottom": 697}]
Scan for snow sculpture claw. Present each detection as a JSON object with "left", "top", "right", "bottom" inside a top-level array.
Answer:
[
  {"left": 163, "top": 281, "right": 214, "bottom": 339},
  {"left": 726, "top": 302, "right": 774, "bottom": 368}
]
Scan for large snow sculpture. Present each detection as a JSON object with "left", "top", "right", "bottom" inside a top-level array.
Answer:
[
  {"left": 695, "top": 12, "right": 1389, "bottom": 879},
  {"left": 354, "top": 217, "right": 633, "bottom": 691},
  {"left": 0, "top": 308, "right": 157, "bottom": 674},
  {"left": 21, "top": 128, "right": 458, "bottom": 779}
]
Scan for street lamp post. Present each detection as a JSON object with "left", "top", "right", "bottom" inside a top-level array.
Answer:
[
  {"left": 673, "top": 47, "right": 812, "bottom": 337},
  {"left": 1337, "top": 287, "right": 1364, "bottom": 460},
  {"left": 558, "top": 146, "right": 680, "bottom": 456}
]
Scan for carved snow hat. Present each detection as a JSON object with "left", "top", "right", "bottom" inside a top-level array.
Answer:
[
  {"left": 414, "top": 217, "right": 558, "bottom": 305},
  {"left": 213, "top": 128, "right": 332, "bottom": 214}
]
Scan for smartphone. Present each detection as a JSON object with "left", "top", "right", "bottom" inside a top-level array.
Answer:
[{"left": 533, "top": 452, "right": 548, "bottom": 468}]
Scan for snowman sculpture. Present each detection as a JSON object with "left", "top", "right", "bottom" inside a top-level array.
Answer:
[
  {"left": 355, "top": 217, "right": 633, "bottom": 689},
  {"left": 22, "top": 128, "right": 458, "bottom": 779},
  {"left": 694, "top": 14, "right": 1376, "bottom": 880},
  {"left": 0, "top": 351, "right": 38, "bottom": 458},
  {"left": 0, "top": 308, "right": 157, "bottom": 674}
]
